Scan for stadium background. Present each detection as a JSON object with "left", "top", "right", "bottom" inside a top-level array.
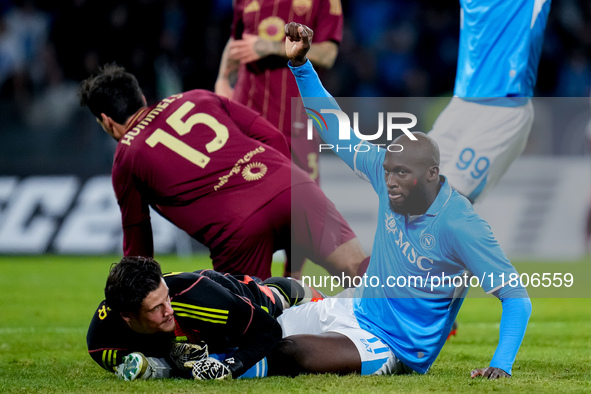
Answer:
[{"left": 0, "top": 0, "right": 590, "bottom": 260}]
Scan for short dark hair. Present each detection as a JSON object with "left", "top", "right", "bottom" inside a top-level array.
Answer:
[
  {"left": 104, "top": 256, "right": 163, "bottom": 314},
  {"left": 78, "top": 63, "right": 145, "bottom": 124}
]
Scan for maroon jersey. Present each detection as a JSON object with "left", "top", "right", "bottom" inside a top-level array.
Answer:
[
  {"left": 112, "top": 89, "right": 311, "bottom": 256},
  {"left": 231, "top": 0, "right": 343, "bottom": 181}
]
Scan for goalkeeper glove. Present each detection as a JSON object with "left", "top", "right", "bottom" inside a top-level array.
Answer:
[
  {"left": 169, "top": 341, "right": 209, "bottom": 370},
  {"left": 185, "top": 356, "right": 233, "bottom": 380},
  {"left": 115, "top": 352, "right": 171, "bottom": 381}
]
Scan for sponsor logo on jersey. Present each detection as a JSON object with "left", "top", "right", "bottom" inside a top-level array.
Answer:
[
  {"left": 360, "top": 338, "right": 374, "bottom": 353},
  {"left": 385, "top": 213, "right": 434, "bottom": 271}
]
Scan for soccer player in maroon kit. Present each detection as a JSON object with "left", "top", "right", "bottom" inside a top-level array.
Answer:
[
  {"left": 79, "top": 64, "right": 367, "bottom": 280},
  {"left": 215, "top": 0, "right": 343, "bottom": 183}
]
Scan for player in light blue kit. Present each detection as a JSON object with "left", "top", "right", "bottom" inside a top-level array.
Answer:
[
  {"left": 428, "top": 0, "right": 551, "bottom": 202},
  {"left": 268, "top": 23, "right": 532, "bottom": 380}
]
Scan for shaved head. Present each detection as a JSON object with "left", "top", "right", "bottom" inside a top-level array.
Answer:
[
  {"left": 391, "top": 132, "right": 440, "bottom": 170},
  {"left": 383, "top": 132, "right": 442, "bottom": 215}
]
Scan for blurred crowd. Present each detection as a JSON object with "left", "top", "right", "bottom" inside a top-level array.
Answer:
[{"left": 1, "top": 0, "right": 590, "bottom": 176}]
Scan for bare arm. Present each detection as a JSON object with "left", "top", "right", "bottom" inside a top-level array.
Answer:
[
  {"left": 308, "top": 41, "right": 338, "bottom": 69},
  {"left": 215, "top": 38, "right": 240, "bottom": 99},
  {"left": 229, "top": 33, "right": 338, "bottom": 70}
]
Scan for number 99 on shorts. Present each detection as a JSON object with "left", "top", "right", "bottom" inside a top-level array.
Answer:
[{"left": 456, "top": 148, "right": 490, "bottom": 179}]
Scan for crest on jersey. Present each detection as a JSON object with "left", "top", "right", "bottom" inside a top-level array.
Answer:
[
  {"left": 293, "top": 0, "right": 312, "bottom": 16},
  {"left": 420, "top": 233, "right": 436, "bottom": 250},
  {"left": 258, "top": 16, "right": 285, "bottom": 41}
]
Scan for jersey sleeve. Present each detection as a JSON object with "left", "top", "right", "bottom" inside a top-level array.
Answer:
[
  {"left": 220, "top": 96, "right": 291, "bottom": 158},
  {"left": 230, "top": 0, "right": 245, "bottom": 39},
  {"left": 289, "top": 60, "right": 386, "bottom": 189},
  {"left": 311, "top": 0, "right": 343, "bottom": 44},
  {"left": 87, "top": 300, "right": 175, "bottom": 373},
  {"left": 112, "top": 159, "right": 154, "bottom": 256},
  {"left": 490, "top": 296, "right": 532, "bottom": 375},
  {"left": 86, "top": 301, "right": 130, "bottom": 372},
  {"left": 449, "top": 213, "right": 525, "bottom": 297},
  {"left": 448, "top": 212, "right": 531, "bottom": 375},
  {"left": 170, "top": 275, "right": 282, "bottom": 377},
  {"left": 289, "top": 60, "right": 359, "bottom": 169}
]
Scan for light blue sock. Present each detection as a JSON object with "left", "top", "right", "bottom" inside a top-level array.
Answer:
[
  {"left": 209, "top": 352, "right": 268, "bottom": 378},
  {"left": 237, "top": 357, "right": 268, "bottom": 379}
]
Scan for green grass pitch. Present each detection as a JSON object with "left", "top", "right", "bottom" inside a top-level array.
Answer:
[{"left": 1, "top": 255, "right": 590, "bottom": 393}]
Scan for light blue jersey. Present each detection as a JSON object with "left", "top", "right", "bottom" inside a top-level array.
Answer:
[
  {"left": 290, "top": 60, "right": 531, "bottom": 375},
  {"left": 455, "top": 0, "right": 551, "bottom": 99},
  {"left": 352, "top": 151, "right": 520, "bottom": 373}
]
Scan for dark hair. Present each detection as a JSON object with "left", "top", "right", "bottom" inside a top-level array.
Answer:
[
  {"left": 78, "top": 63, "right": 145, "bottom": 124},
  {"left": 104, "top": 256, "right": 163, "bottom": 314}
]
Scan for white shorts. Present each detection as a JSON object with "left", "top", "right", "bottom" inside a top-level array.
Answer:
[
  {"left": 428, "top": 97, "right": 534, "bottom": 202},
  {"left": 277, "top": 289, "right": 412, "bottom": 375}
]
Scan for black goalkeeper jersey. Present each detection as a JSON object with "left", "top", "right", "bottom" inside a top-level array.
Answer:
[{"left": 86, "top": 270, "right": 283, "bottom": 376}]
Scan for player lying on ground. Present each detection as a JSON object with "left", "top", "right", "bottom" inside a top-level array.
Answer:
[
  {"left": 87, "top": 256, "right": 322, "bottom": 380},
  {"left": 264, "top": 22, "right": 532, "bottom": 380},
  {"left": 78, "top": 64, "right": 368, "bottom": 281}
]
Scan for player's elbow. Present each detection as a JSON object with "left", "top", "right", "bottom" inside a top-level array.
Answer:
[
  {"left": 317, "top": 53, "right": 337, "bottom": 69},
  {"left": 309, "top": 42, "right": 338, "bottom": 70}
]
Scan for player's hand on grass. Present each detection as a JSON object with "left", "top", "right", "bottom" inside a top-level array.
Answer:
[
  {"left": 285, "top": 22, "right": 313, "bottom": 67},
  {"left": 185, "top": 356, "right": 232, "bottom": 380},
  {"left": 470, "top": 367, "right": 510, "bottom": 379},
  {"left": 169, "top": 341, "right": 209, "bottom": 370}
]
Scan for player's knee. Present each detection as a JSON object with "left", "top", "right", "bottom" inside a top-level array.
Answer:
[
  {"left": 276, "top": 338, "right": 299, "bottom": 357},
  {"left": 263, "top": 277, "right": 307, "bottom": 307},
  {"left": 268, "top": 338, "right": 308, "bottom": 376}
]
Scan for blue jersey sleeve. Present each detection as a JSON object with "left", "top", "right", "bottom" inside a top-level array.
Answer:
[
  {"left": 489, "top": 296, "right": 532, "bottom": 375},
  {"left": 449, "top": 211, "right": 525, "bottom": 297},
  {"left": 289, "top": 60, "right": 386, "bottom": 187},
  {"left": 448, "top": 209, "right": 530, "bottom": 374},
  {"left": 289, "top": 60, "right": 360, "bottom": 170}
]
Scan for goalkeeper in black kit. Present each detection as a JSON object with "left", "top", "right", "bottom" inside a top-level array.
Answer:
[{"left": 87, "top": 256, "right": 318, "bottom": 380}]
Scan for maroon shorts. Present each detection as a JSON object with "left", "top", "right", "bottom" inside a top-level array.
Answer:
[
  {"left": 290, "top": 131, "right": 321, "bottom": 185},
  {"left": 209, "top": 181, "right": 356, "bottom": 280},
  {"left": 290, "top": 181, "right": 356, "bottom": 262}
]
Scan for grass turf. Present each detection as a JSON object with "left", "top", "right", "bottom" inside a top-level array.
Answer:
[{"left": 0, "top": 255, "right": 589, "bottom": 393}]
